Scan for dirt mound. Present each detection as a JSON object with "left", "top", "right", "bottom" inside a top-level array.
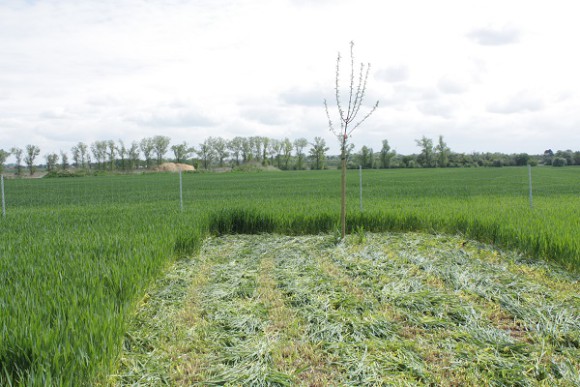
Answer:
[{"left": 156, "top": 162, "right": 195, "bottom": 172}]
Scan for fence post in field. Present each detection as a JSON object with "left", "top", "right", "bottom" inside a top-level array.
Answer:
[
  {"left": 1, "top": 174, "right": 5, "bottom": 217},
  {"left": 359, "top": 165, "right": 363, "bottom": 212},
  {"left": 179, "top": 167, "right": 183, "bottom": 212},
  {"left": 528, "top": 164, "right": 533, "bottom": 209}
]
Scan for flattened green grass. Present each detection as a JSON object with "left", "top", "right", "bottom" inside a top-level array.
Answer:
[{"left": 113, "top": 233, "right": 580, "bottom": 386}]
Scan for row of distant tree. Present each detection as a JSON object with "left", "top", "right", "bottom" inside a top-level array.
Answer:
[
  {"left": 380, "top": 137, "right": 580, "bottom": 169},
  {"left": 0, "top": 135, "right": 578, "bottom": 176}
]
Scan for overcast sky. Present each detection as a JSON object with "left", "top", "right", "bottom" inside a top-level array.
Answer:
[{"left": 1, "top": 0, "right": 579, "bottom": 160}]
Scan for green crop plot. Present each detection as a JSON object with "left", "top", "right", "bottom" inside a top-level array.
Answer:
[{"left": 0, "top": 167, "right": 578, "bottom": 385}]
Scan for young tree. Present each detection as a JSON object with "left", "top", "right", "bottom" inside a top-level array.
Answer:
[
  {"left": 241, "top": 137, "right": 253, "bottom": 163},
  {"left": 270, "top": 139, "right": 282, "bottom": 168},
  {"left": 293, "top": 138, "right": 308, "bottom": 170},
  {"left": 24, "top": 144, "right": 40, "bottom": 176},
  {"left": 60, "top": 150, "right": 69, "bottom": 171},
  {"left": 379, "top": 139, "right": 396, "bottom": 168},
  {"left": 117, "top": 140, "right": 127, "bottom": 171},
  {"left": 210, "top": 137, "right": 229, "bottom": 167},
  {"left": 195, "top": 139, "right": 216, "bottom": 170},
  {"left": 171, "top": 141, "right": 192, "bottom": 164},
  {"left": 434, "top": 135, "right": 450, "bottom": 167},
  {"left": 71, "top": 142, "right": 89, "bottom": 169},
  {"left": 70, "top": 145, "right": 80, "bottom": 169},
  {"left": 91, "top": 140, "right": 108, "bottom": 170},
  {"left": 106, "top": 140, "right": 117, "bottom": 171},
  {"left": 357, "top": 145, "right": 374, "bottom": 169},
  {"left": 140, "top": 137, "right": 155, "bottom": 169},
  {"left": 79, "top": 142, "right": 89, "bottom": 169},
  {"left": 45, "top": 153, "right": 59, "bottom": 172},
  {"left": 261, "top": 137, "right": 270, "bottom": 166},
  {"left": 86, "top": 154, "right": 92, "bottom": 170},
  {"left": 324, "top": 41, "right": 379, "bottom": 238},
  {"left": 227, "top": 137, "right": 244, "bottom": 166},
  {"left": 281, "top": 138, "right": 293, "bottom": 170},
  {"left": 128, "top": 141, "right": 140, "bottom": 170},
  {"left": 0, "top": 149, "right": 10, "bottom": 174},
  {"left": 250, "top": 136, "right": 263, "bottom": 163},
  {"left": 416, "top": 136, "right": 434, "bottom": 167},
  {"left": 152, "top": 135, "right": 171, "bottom": 166},
  {"left": 309, "top": 137, "right": 329, "bottom": 170},
  {"left": 10, "top": 147, "right": 23, "bottom": 176}
]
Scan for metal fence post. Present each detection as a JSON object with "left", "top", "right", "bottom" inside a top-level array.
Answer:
[
  {"left": 179, "top": 168, "right": 183, "bottom": 212},
  {"left": 1, "top": 174, "right": 5, "bottom": 217},
  {"left": 528, "top": 164, "right": 533, "bottom": 209},
  {"left": 359, "top": 165, "right": 363, "bottom": 212}
]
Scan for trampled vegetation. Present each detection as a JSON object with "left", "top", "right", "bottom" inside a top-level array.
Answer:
[
  {"left": 115, "top": 233, "right": 580, "bottom": 385},
  {"left": 0, "top": 167, "right": 579, "bottom": 385}
]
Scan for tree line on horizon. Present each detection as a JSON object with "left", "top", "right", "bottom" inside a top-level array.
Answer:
[{"left": 1, "top": 135, "right": 579, "bottom": 176}]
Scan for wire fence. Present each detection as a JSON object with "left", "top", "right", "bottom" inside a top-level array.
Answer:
[{"left": 1, "top": 167, "right": 579, "bottom": 217}]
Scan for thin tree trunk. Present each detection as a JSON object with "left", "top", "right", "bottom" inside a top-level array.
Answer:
[{"left": 341, "top": 153, "right": 346, "bottom": 238}]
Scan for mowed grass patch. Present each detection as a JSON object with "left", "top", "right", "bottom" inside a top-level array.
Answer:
[{"left": 113, "top": 233, "right": 580, "bottom": 386}]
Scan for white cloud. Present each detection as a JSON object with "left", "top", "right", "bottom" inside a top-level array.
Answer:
[
  {"left": 0, "top": 0, "right": 579, "bottom": 159},
  {"left": 467, "top": 25, "right": 520, "bottom": 46},
  {"left": 128, "top": 104, "right": 216, "bottom": 128},
  {"left": 241, "top": 106, "right": 289, "bottom": 126},
  {"left": 437, "top": 76, "right": 469, "bottom": 94},
  {"left": 391, "top": 85, "right": 438, "bottom": 104},
  {"left": 39, "top": 108, "right": 71, "bottom": 120},
  {"left": 375, "top": 65, "right": 409, "bottom": 83},
  {"left": 487, "top": 91, "right": 544, "bottom": 114},
  {"left": 417, "top": 101, "right": 454, "bottom": 119},
  {"left": 85, "top": 95, "right": 122, "bottom": 107},
  {"left": 280, "top": 88, "right": 325, "bottom": 107}
]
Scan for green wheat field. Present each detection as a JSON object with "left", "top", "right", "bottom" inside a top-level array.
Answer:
[{"left": 1, "top": 167, "right": 579, "bottom": 385}]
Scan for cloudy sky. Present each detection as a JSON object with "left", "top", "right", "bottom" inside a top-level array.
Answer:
[{"left": 1, "top": 0, "right": 579, "bottom": 160}]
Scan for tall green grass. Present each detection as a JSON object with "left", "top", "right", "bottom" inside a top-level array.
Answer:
[{"left": 0, "top": 167, "right": 578, "bottom": 384}]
